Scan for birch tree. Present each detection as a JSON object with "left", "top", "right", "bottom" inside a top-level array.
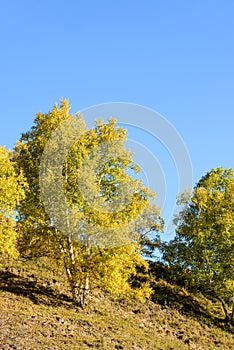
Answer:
[
  {"left": 14, "top": 100, "right": 162, "bottom": 306},
  {"left": 163, "top": 168, "right": 234, "bottom": 323}
]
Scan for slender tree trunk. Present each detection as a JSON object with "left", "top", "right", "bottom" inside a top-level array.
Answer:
[
  {"left": 217, "top": 295, "right": 230, "bottom": 322},
  {"left": 55, "top": 163, "right": 91, "bottom": 307},
  {"left": 231, "top": 305, "right": 234, "bottom": 325},
  {"left": 74, "top": 275, "right": 90, "bottom": 308},
  {"left": 68, "top": 275, "right": 89, "bottom": 307},
  {"left": 62, "top": 235, "right": 90, "bottom": 307}
]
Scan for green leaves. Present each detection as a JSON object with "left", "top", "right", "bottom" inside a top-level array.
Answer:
[{"left": 163, "top": 167, "right": 234, "bottom": 320}]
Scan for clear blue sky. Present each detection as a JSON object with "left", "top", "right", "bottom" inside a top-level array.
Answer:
[{"left": 1, "top": 1, "right": 233, "bottom": 236}]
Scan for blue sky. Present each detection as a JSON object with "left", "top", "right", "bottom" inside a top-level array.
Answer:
[{"left": 1, "top": 1, "right": 233, "bottom": 236}]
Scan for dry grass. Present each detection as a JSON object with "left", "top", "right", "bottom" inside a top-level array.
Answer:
[{"left": 0, "top": 258, "right": 233, "bottom": 349}]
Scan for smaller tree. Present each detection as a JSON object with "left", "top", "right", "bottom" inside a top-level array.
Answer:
[
  {"left": 0, "top": 146, "right": 24, "bottom": 260},
  {"left": 162, "top": 168, "right": 234, "bottom": 323}
]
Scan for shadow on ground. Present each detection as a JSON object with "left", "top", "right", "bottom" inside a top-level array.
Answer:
[
  {"left": 150, "top": 279, "right": 234, "bottom": 333},
  {"left": 0, "top": 269, "right": 73, "bottom": 307}
]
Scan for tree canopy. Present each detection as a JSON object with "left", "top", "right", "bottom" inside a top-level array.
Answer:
[
  {"left": 14, "top": 100, "right": 162, "bottom": 306},
  {"left": 162, "top": 167, "right": 234, "bottom": 322}
]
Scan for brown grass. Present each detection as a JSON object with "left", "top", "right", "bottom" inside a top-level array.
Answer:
[{"left": 0, "top": 257, "right": 233, "bottom": 349}]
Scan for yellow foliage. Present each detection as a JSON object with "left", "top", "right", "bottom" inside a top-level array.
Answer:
[{"left": 0, "top": 146, "right": 24, "bottom": 259}]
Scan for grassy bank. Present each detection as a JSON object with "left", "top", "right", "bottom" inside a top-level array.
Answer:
[{"left": 0, "top": 258, "right": 233, "bottom": 349}]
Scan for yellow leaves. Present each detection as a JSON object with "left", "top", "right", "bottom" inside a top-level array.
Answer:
[
  {"left": 0, "top": 147, "right": 22, "bottom": 259},
  {"left": 133, "top": 282, "right": 153, "bottom": 301},
  {"left": 94, "top": 243, "right": 148, "bottom": 298},
  {"left": 0, "top": 214, "right": 19, "bottom": 260},
  {"left": 61, "top": 116, "right": 156, "bottom": 240},
  {"left": 0, "top": 146, "right": 24, "bottom": 212},
  {"left": 193, "top": 187, "right": 208, "bottom": 209},
  {"left": 12, "top": 99, "right": 162, "bottom": 305}
]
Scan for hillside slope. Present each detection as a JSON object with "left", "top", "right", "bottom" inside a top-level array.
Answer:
[{"left": 0, "top": 258, "right": 233, "bottom": 350}]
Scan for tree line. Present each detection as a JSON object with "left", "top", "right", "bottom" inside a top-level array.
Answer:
[{"left": 0, "top": 100, "right": 233, "bottom": 323}]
